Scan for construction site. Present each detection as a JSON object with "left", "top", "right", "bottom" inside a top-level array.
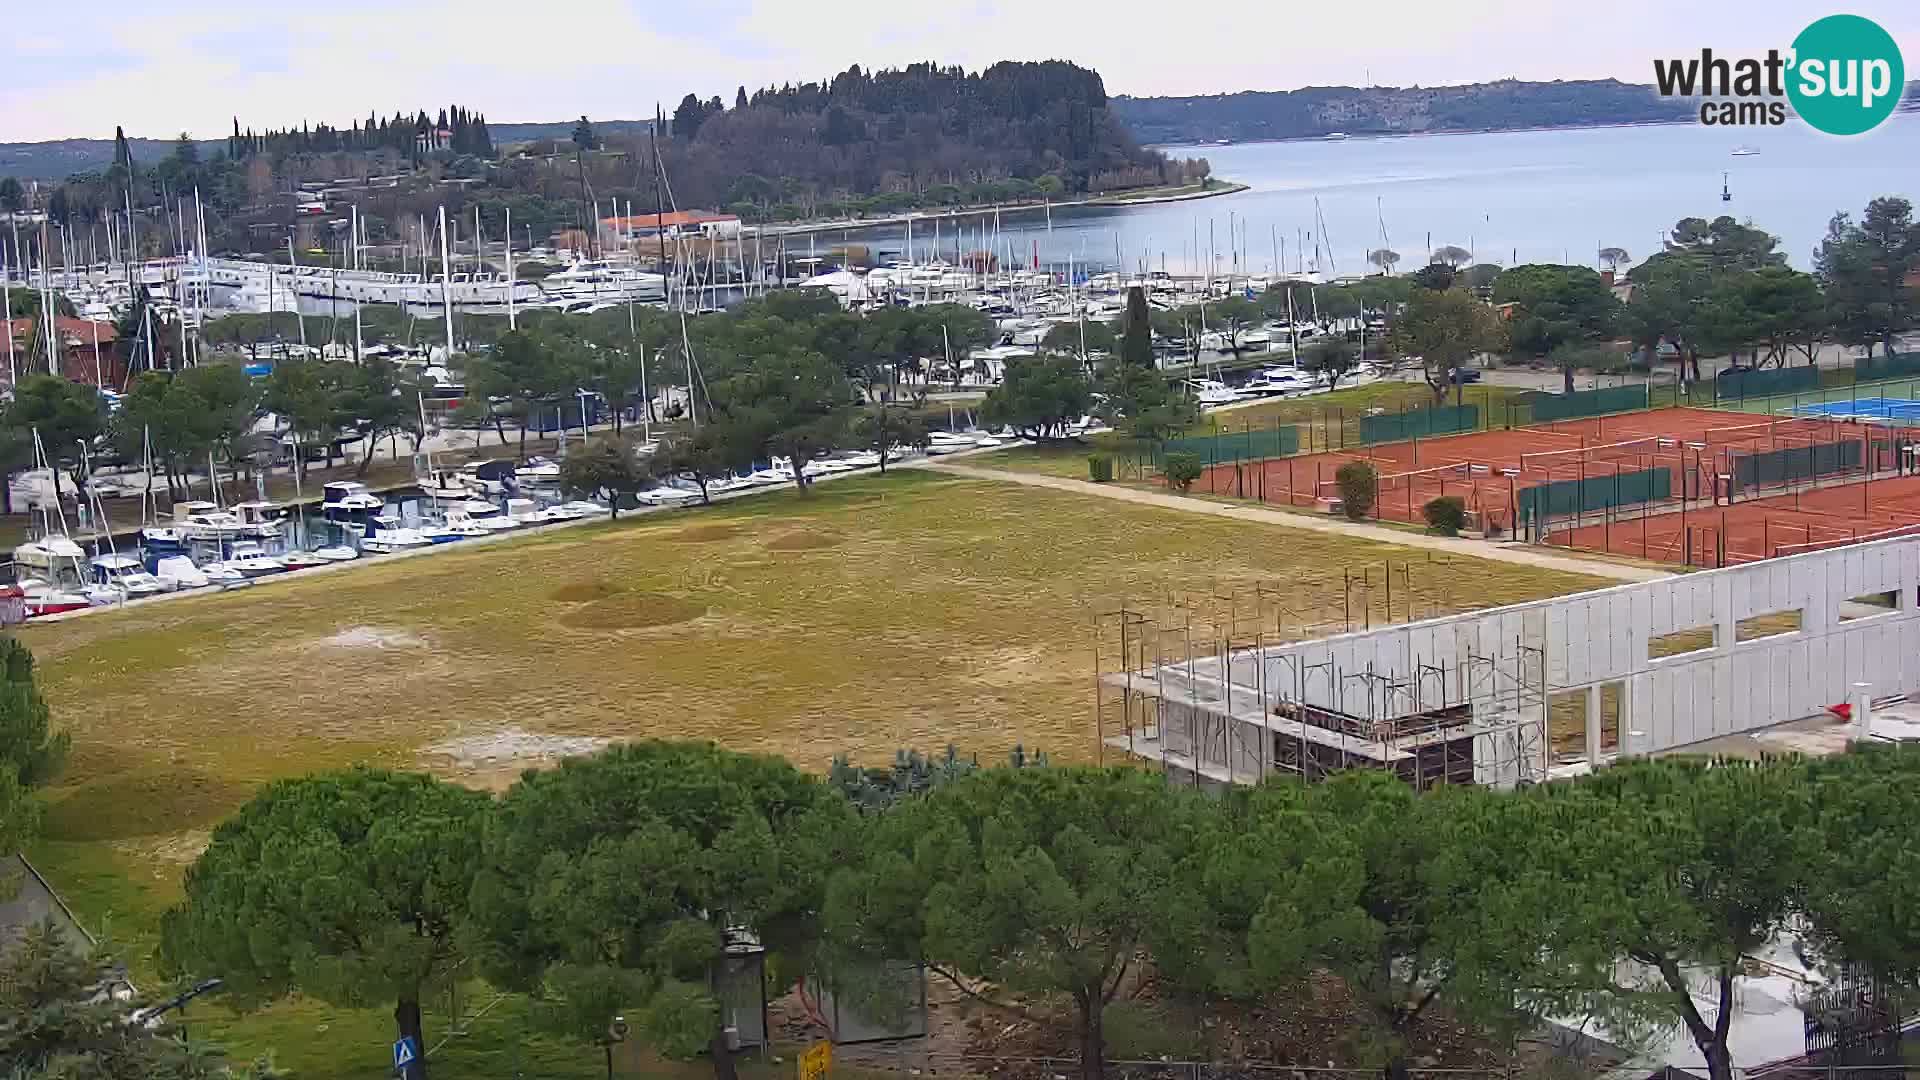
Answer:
[{"left": 1096, "top": 532, "right": 1920, "bottom": 790}]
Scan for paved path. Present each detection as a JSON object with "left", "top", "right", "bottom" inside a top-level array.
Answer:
[{"left": 916, "top": 460, "right": 1670, "bottom": 584}]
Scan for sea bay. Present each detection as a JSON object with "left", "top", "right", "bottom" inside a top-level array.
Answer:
[{"left": 823, "top": 113, "right": 1920, "bottom": 276}]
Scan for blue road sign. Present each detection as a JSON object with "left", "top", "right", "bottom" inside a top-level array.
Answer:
[{"left": 393, "top": 1036, "right": 418, "bottom": 1070}]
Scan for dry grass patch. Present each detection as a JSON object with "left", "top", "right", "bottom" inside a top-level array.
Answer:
[
  {"left": 550, "top": 579, "right": 627, "bottom": 603},
  {"left": 672, "top": 523, "right": 746, "bottom": 543},
  {"left": 557, "top": 591, "right": 706, "bottom": 630},
  {"left": 764, "top": 528, "right": 842, "bottom": 551}
]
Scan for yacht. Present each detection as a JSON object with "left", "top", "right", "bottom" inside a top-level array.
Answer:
[
  {"left": 1730, "top": 145, "right": 1760, "bottom": 156},
  {"left": 322, "top": 481, "right": 385, "bottom": 521},
  {"left": 230, "top": 501, "right": 286, "bottom": 536},
  {"left": 14, "top": 537, "right": 92, "bottom": 616}
]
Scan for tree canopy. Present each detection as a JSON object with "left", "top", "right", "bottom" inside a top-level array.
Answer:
[
  {"left": 981, "top": 355, "right": 1092, "bottom": 440},
  {"left": 469, "top": 741, "right": 854, "bottom": 1080},
  {"left": 827, "top": 766, "right": 1205, "bottom": 1080},
  {"left": 161, "top": 768, "right": 492, "bottom": 1080},
  {"left": 1386, "top": 287, "right": 1507, "bottom": 400}
]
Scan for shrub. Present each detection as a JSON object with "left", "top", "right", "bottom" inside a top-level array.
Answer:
[
  {"left": 1333, "top": 461, "right": 1377, "bottom": 520},
  {"left": 1088, "top": 454, "right": 1114, "bottom": 482},
  {"left": 1163, "top": 452, "right": 1202, "bottom": 491},
  {"left": 1423, "top": 495, "right": 1467, "bottom": 536}
]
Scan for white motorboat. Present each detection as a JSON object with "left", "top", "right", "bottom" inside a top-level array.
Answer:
[
  {"left": 559, "top": 500, "right": 609, "bottom": 516},
  {"left": 433, "top": 511, "right": 495, "bottom": 539},
  {"left": 1186, "top": 379, "right": 1247, "bottom": 407},
  {"left": 200, "top": 562, "right": 249, "bottom": 586},
  {"left": 1243, "top": 368, "right": 1312, "bottom": 397},
  {"left": 141, "top": 524, "right": 189, "bottom": 553},
  {"left": 178, "top": 510, "right": 253, "bottom": 541},
  {"left": 278, "top": 550, "right": 331, "bottom": 571},
  {"left": 840, "top": 451, "right": 883, "bottom": 468},
  {"left": 360, "top": 515, "right": 433, "bottom": 553},
  {"left": 212, "top": 541, "right": 288, "bottom": 578},
  {"left": 637, "top": 486, "right": 701, "bottom": 506},
  {"left": 924, "top": 431, "right": 977, "bottom": 455},
  {"left": 518, "top": 457, "right": 562, "bottom": 483},
  {"left": 310, "top": 546, "right": 360, "bottom": 562},
  {"left": 88, "top": 553, "right": 171, "bottom": 598},
  {"left": 20, "top": 580, "right": 92, "bottom": 617},
  {"left": 153, "top": 555, "right": 212, "bottom": 589}
]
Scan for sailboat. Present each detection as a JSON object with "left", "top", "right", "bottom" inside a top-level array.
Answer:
[{"left": 137, "top": 427, "right": 188, "bottom": 558}]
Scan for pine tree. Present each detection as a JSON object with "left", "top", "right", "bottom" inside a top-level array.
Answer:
[{"left": 735, "top": 85, "right": 748, "bottom": 110}]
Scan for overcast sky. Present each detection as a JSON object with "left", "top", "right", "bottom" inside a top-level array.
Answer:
[{"left": 4, "top": 0, "right": 1918, "bottom": 143}]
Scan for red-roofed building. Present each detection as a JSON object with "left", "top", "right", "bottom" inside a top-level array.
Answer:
[
  {"left": 2, "top": 317, "right": 127, "bottom": 388},
  {"left": 603, "top": 210, "right": 740, "bottom": 242}
]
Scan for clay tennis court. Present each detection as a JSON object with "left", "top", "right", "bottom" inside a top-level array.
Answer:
[
  {"left": 1193, "top": 406, "right": 1883, "bottom": 532},
  {"left": 1549, "top": 468, "right": 1920, "bottom": 566}
]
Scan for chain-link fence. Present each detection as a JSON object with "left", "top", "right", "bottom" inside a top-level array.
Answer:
[{"left": 821, "top": 1053, "right": 1920, "bottom": 1080}]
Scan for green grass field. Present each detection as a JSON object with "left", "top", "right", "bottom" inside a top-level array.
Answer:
[{"left": 21, "top": 471, "right": 1608, "bottom": 1077}]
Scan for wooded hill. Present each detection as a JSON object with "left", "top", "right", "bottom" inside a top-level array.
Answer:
[{"left": 647, "top": 60, "right": 1207, "bottom": 222}]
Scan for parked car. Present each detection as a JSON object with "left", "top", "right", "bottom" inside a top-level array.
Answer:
[{"left": 1450, "top": 367, "right": 1483, "bottom": 384}]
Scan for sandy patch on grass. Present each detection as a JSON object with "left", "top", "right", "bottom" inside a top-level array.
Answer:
[
  {"left": 420, "top": 727, "right": 613, "bottom": 788},
  {"left": 319, "top": 626, "right": 427, "bottom": 649}
]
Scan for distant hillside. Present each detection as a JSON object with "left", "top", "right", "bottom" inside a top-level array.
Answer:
[
  {"left": 487, "top": 119, "right": 653, "bottom": 144},
  {"left": 0, "top": 119, "right": 657, "bottom": 181},
  {"left": 1112, "top": 80, "right": 1694, "bottom": 144},
  {"left": 0, "top": 137, "right": 216, "bottom": 181}
]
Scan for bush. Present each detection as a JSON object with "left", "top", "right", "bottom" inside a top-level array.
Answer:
[
  {"left": 1333, "top": 461, "right": 1377, "bottom": 520},
  {"left": 1163, "top": 451, "right": 1202, "bottom": 491},
  {"left": 1088, "top": 454, "right": 1114, "bottom": 482},
  {"left": 1423, "top": 495, "right": 1467, "bottom": 536}
]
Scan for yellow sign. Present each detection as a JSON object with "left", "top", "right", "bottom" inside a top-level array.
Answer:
[{"left": 798, "top": 1040, "right": 832, "bottom": 1080}]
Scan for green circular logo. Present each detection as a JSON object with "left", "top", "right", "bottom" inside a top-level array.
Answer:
[{"left": 1787, "top": 14, "right": 1905, "bottom": 135}]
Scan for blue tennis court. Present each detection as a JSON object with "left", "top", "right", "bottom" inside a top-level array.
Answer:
[{"left": 1792, "top": 396, "right": 1920, "bottom": 423}]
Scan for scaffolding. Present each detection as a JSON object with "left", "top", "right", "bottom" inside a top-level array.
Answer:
[{"left": 1094, "top": 574, "right": 1550, "bottom": 791}]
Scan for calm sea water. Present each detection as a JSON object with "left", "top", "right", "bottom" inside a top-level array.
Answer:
[{"left": 824, "top": 113, "right": 1920, "bottom": 276}]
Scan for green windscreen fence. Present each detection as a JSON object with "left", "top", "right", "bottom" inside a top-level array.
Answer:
[
  {"left": 1526, "top": 384, "right": 1651, "bottom": 423},
  {"left": 1730, "top": 440, "right": 1863, "bottom": 493},
  {"left": 1715, "top": 366, "right": 1818, "bottom": 401},
  {"left": 1162, "top": 424, "right": 1300, "bottom": 466},
  {"left": 1517, "top": 466, "right": 1672, "bottom": 525},
  {"left": 1855, "top": 352, "right": 1920, "bottom": 383},
  {"left": 1359, "top": 405, "right": 1479, "bottom": 445}
]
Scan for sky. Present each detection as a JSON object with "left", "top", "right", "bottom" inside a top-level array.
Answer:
[{"left": 4, "top": 0, "right": 1919, "bottom": 143}]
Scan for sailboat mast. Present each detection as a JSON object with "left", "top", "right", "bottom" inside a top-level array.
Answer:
[
  {"left": 438, "top": 206, "right": 454, "bottom": 361},
  {"left": 505, "top": 205, "right": 515, "bottom": 330}
]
